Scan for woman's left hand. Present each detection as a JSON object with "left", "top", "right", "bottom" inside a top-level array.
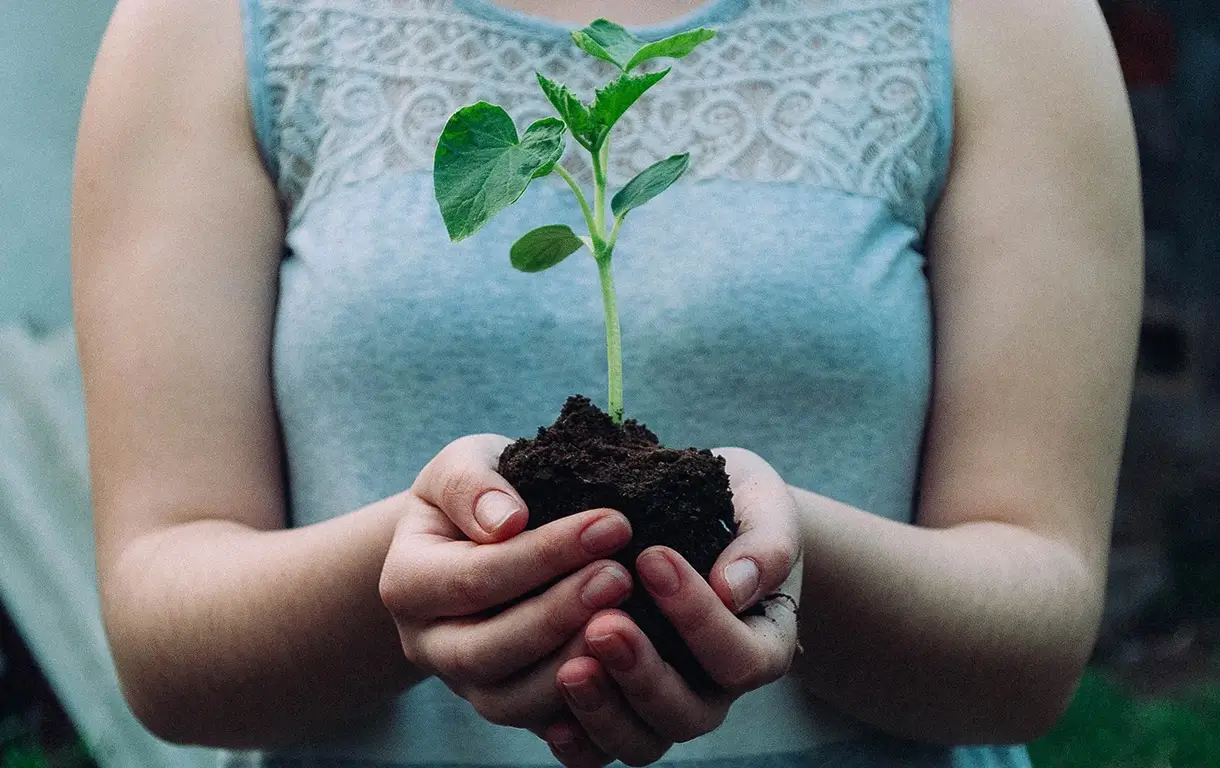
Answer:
[{"left": 542, "top": 447, "right": 804, "bottom": 767}]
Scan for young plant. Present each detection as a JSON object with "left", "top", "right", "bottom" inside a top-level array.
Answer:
[{"left": 433, "top": 20, "right": 715, "bottom": 424}]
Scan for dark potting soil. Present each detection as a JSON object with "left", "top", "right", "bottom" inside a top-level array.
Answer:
[{"left": 498, "top": 395, "right": 752, "bottom": 684}]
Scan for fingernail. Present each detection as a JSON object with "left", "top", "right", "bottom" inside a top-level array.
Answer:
[
  {"left": 548, "top": 724, "right": 577, "bottom": 754},
  {"left": 580, "top": 514, "right": 631, "bottom": 556},
  {"left": 474, "top": 491, "right": 520, "bottom": 535},
  {"left": 562, "top": 678, "right": 604, "bottom": 712},
  {"left": 638, "top": 551, "right": 680, "bottom": 598},
  {"left": 724, "top": 558, "right": 760, "bottom": 612},
  {"left": 588, "top": 632, "right": 636, "bottom": 672},
  {"left": 580, "top": 566, "right": 631, "bottom": 609}
]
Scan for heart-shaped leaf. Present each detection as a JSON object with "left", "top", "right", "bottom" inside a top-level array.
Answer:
[
  {"left": 537, "top": 73, "right": 599, "bottom": 149},
  {"left": 611, "top": 153, "right": 690, "bottom": 218},
  {"left": 590, "top": 70, "right": 669, "bottom": 136},
  {"left": 571, "top": 19, "right": 715, "bottom": 72},
  {"left": 434, "top": 103, "right": 566, "bottom": 242},
  {"left": 510, "top": 224, "right": 585, "bottom": 272}
]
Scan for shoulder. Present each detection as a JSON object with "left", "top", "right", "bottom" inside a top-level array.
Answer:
[
  {"left": 102, "top": 0, "right": 246, "bottom": 54},
  {"left": 939, "top": 0, "right": 1137, "bottom": 246},
  {"left": 948, "top": 0, "right": 1129, "bottom": 133},
  {"left": 86, "top": 0, "right": 251, "bottom": 132},
  {"left": 76, "top": 0, "right": 266, "bottom": 220}
]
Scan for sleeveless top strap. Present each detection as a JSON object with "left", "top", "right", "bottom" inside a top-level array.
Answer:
[
  {"left": 925, "top": 0, "right": 954, "bottom": 219},
  {"left": 240, "top": 0, "right": 280, "bottom": 181}
]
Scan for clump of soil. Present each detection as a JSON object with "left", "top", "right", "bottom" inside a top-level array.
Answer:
[{"left": 498, "top": 395, "right": 742, "bottom": 683}]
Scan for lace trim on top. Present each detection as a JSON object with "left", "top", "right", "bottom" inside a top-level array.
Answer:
[{"left": 250, "top": 0, "right": 948, "bottom": 229}]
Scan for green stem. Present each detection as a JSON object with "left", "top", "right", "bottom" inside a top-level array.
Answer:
[
  {"left": 591, "top": 137, "right": 622, "bottom": 423},
  {"left": 596, "top": 252, "right": 624, "bottom": 424},
  {"left": 553, "top": 164, "right": 597, "bottom": 241},
  {"left": 592, "top": 152, "right": 607, "bottom": 238},
  {"left": 607, "top": 214, "right": 625, "bottom": 251}
]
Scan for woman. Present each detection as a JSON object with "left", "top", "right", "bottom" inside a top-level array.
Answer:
[{"left": 71, "top": 0, "right": 1141, "bottom": 765}]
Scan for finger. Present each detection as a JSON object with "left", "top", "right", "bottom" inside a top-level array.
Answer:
[
  {"left": 710, "top": 447, "right": 803, "bottom": 613},
  {"left": 544, "top": 721, "right": 612, "bottom": 768},
  {"left": 637, "top": 546, "right": 799, "bottom": 693},
  {"left": 556, "top": 656, "right": 672, "bottom": 767},
  {"left": 459, "top": 631, "right": 590, "bottom": 730},
  {"left": 417, "top": 562, "right": 633, "bottom": 684},
  {"left": 381, "top": 506, "right": 632, "bottom": 618},
  {"left": 413, "top": 433, "right": 526, "bottom": 542},
  {"left": 583, "top": 611, "right": 731, "bottom": 743}
]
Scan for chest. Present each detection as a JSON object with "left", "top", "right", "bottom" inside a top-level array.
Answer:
[{"left": 272, "top": 177, "right": 932, "bottom": 505}]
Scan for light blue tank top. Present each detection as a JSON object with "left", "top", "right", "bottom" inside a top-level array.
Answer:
[{"left": 238, "top": 0, "right": 1032, "bottom": 765}]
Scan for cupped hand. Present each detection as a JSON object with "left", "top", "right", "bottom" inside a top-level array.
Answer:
[
  {"left": 543, "top": 447, "right": 804, "bottom": 767},
  {"left": 378, "top": 434, "right": 636, "bottom": 731}
]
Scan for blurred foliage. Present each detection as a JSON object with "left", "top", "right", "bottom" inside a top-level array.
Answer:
[
  {"left": 1031, "top": 668, "right": 1220, "bottom": 768},
  {"left": 0, "top": 717, "right": 94, "bottom": 768}
]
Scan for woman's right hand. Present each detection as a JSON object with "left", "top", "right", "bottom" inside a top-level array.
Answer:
[{"left": 379, "top": 434, "right": 635, "bottom": 731}]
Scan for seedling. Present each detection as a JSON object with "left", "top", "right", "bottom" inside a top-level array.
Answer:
[{"left": 433, "top": 19, "right": 715, "bottom": 424}]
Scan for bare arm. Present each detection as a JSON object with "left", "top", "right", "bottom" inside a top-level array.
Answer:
[
  {"left": 72, "top": 0, "right": 420, "bottom": 746},
  {"left": 789, "top": 0, "right": 1141, "bottom": 744}
]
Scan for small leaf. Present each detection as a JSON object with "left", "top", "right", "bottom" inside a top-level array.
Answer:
[
  {"left": 625, "top": 28, "right": 716, "bottom": 72},
  {"left": 536, "top": 73, "right": 599, "bottom": 149},
  {"left": 510, "top": 224, "right": 585, "bottom": 272},
  {"left": 590, "top": 70, "right": 669, "bottom": 136},
  {"left": 570, "top": 19, "right": 715, "bottom": 72},
  {"left": 570, "top": 19, "right": 645, "bottom": 71},
  {"left": 611, "top": 153, "right": 690, "bottom": 218},
  {"left": 434, "top": 104, "right": 566, "bottom": 242}
]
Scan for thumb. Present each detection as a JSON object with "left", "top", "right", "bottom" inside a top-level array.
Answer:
[
  {"left": 708, "top": 447, "right": 803, "bottom": 614},
  {"left": 413, "top": 433, "right": 528, "bottom": 543}
]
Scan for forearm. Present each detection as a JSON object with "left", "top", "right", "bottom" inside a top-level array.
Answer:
[
  {"left": 100, "top": 494, "right": 422, "bottom": 748},
  {"left": 788, "top": 486, "right": 1100, "bottom": 745}
]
